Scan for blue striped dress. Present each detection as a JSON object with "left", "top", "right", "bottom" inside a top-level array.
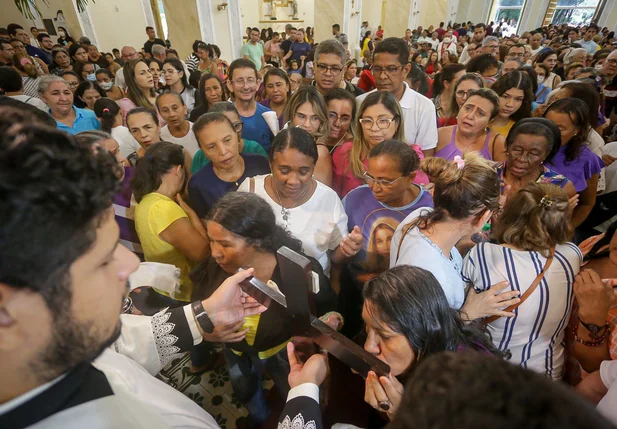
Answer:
[{"left": 462, "top": 242, "right": 581, "bottom": 379}]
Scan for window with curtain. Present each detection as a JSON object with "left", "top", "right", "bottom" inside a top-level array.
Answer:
[
  {"left": 552, "top": 0, "right": 600, "bottom": 26},
  {"left": 489, "top": 0, "right": 526, "bottom": 36}
]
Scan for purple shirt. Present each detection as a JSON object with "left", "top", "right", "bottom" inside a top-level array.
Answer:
[
  {"left": 545, "top": 145, "right": 603, "bottom": 192},
  {"left": 114, "top": 167, "right": 144, "bottom": 260},
  {"left": 343, "top": 184, "right": 433, "bottom": 282}
]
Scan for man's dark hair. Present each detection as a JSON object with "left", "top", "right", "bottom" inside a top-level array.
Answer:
[
  {"left": 373, "top": 37, "right": 410, "bottom": 67},
  {"left": 7, "top": 23, "right": 24, "bottom": 38},
  {"left": 0, "top": 38, "right": 12, "bottom": 50},
  {"left": 0, "top": 120, "right": 121, "bottom": 314},
  {"left": 192, "top": 39, "right": 204, "bottom": 53},
  {"left": 0, "top": 65, "right": 23, "bottom": 92},
  {"left": 388, "top": 351, "right": 615, "bottom": 429},
  {"left": 332, "top": 24, "right": 341, "bottom": 31},
  {"left": 466, "top": 53, "right": 499, "bottom": 74},
  {"left": 112, "top": 48, "right": 120, "bottom": 54},
  {"left": 439, "top": 22, "right": 444, "bottom": 27},
  {"left": 228, "top": 58, "right": 258, "bottom": 81},
  {"left": 36, "top": 33, "right": 51, "bottom": 43},
  {"left": 146, "top": 26, "right": 154, "bottom": 31},
  {"left": 251, "top": 27, "right": 260, "bottom": 34},
  {"left": 30, "top": 26, "right": 38, "bottom": 32},
  {"left": 474, "top": 23, "right": 486, "bottom": 31}
]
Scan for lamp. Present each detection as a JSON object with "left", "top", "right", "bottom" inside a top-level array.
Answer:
[{"left": 217, "top": 2, "right": 228, "bottom": 11}]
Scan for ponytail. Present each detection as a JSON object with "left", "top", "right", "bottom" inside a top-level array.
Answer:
[
  {"left": 131, "top": 141, "right": 185, "bottom": 202},
  {"left": 94, "top": 98, "right": 121, "bottom": 133}
]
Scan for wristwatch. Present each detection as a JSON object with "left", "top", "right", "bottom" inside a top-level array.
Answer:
[
  {"left": 579, "top": 318, "right": 607, "bottom": 339},
  {"left": 191, "top": 301, "right": 215, "bottom": 334}
]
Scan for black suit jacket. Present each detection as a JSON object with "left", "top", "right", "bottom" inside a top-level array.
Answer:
[{"left": 278, "top": 395, "right": 323, "bottom": 429}]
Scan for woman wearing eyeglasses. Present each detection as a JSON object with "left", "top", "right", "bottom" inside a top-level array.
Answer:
[
  {"left": 190, "top": 102, "right": 267, "bottom": 174},
  {"left": 283, "top": 86, "right": 333, "bottom": 186},
  {"left": 332, "top": 91, "right": 426, "bottom": 198},
  {"left": 162, "top": 58, "right": 197, "bottom": 115},
  {"left": 238, "top": 127, "right": 362, "bottom": 278},
  {"left": 435, "top": 88, "right": 504, "bottom": 161},
  {"left": 324, "top": 88, "right": 356, "bottom": 155},
  {"left": 437, "top": 73, "right": 485, "bottom": 127}
]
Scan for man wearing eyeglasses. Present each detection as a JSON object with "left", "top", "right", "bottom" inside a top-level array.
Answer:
[
  {"left": 356, "top": 37, "right": 438, "bottom": 157},
  {"left": 312, "top": 39, "right": 364, "bottom": 98},
  {"left": 602, "top": 51, "right": 617, "bottom": 119},
  {"left": 481, "top": 36, "right": 500, "bottom": 60},
  {"left": 114, "top": 46, "right": 140, "bottom": 91},
  {"left": 506, "top": 44, "right": 525, "bottom": 62}
]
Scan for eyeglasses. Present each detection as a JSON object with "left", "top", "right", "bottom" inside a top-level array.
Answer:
[
  {"left": 363, "top": 171, "right": 404, "bottom": 187},
  {"left": 372, "top": 64, "right": 404, "bottom": 75},
  {"left": 231, "top": 78, "right": 258, "bottom": 87},
  {"left": 607, "top": 59, "right": 617, "bottom": 66},
  {"left": 294, "top": 112, "right": 321, "bottom": 125},
  {"left": 328, "top": 112, "right": 351, "bottom": 126},
  {"left": 316, "top": 63, "right": 343, "bottom": 75},
  {"left": 232, "top": 120, "right": 243, "bottom": 132},
  {"left": 485, "top": 44, "right": 499, "bottom": 50},
  {"left": 359, "top": 117, "right": 397, "bottom": 130},
  {"left": 455, "top": 90, "right": 474, "bottom": 99}
]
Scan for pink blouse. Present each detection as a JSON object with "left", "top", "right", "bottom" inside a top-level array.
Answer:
[{"left": 116, "top": 98, "right": 166, "bottom": 128}]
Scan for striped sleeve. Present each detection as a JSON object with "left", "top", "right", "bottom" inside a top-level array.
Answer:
[{"left": 462, "top": 245, "right": 479, "bottom": 286}]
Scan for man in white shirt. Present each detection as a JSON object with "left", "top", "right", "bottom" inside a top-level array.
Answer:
[
  {"left": 530, "top": 32, "right": 544, "bottom": 58},
  {"left": 459, "top": 23, "right": 486, "bottom": 65},
  {"left": 428, "top": 32, "right": 440, "bottom": 50},
  {"left": 579, "top": 23, "right": 599, "bottom": 55},
  {"left": 114, "top": 46, "right": 140, "bottom": 91},
  {"left": 437, "top": 31, "right": 457, "bottom": 62},
  {"left": 0, "top": 115, "right": 268, "bottom": 428},
  {"left": 157, "top": 92, "right": 200, "bottom": 158},
  {"left": 356, "top": 37, "right": 437, "bottom": 156}
]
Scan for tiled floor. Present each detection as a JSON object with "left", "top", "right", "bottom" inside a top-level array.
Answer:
[{"left": 161, "top": 351, "right": 274, "bottom": 429}]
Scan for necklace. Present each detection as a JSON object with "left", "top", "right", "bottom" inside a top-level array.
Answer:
[
  {"left": 271, "top": 177, "right": 313, "bottom": 225},
  {"left": 329, "top": 134, "right": 347, "bottom": 154}
]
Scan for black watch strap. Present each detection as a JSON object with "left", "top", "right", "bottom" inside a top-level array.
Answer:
[
  {"left": 579, "top": 319, "right": 607, "bottom": 339},
  {"left": 191, "top": 301, "right": 215, "bottom": 334}
]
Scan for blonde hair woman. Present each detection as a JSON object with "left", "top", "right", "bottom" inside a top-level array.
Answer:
[
  {"left": 283, "top": 85, "right": 332, "bottom": 186},
  {"left": 332, "top": 91, "right": 427, "bottom": 197},
  {"left": 463, "top": 183, "right": 579, "bottom": 379}
]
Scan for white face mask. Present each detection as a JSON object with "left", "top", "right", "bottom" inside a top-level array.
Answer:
[
  {"left": 100, "top": 81, "right": 113, "bottom": 90},
  {"left": 537, "top": 77, "right": 545, "bottom": 85},
  {"left": 58, "top": 30, "right": 65, "bottom": 37},
  {"left": 595, "top": 63, "right": 603, "bottom": 70},
  {"left": 443, "top": 37, "right": 451, "bottom": 44}
]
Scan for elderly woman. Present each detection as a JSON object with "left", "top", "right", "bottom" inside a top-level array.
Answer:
[
  {"left": 38, "top": 75, "right": 100, "bottom": 134},
  {"left": 435, "top": 88, "right": 505, "bottom": 161}
]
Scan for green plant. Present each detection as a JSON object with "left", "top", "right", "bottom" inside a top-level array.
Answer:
[{"left": 14, "top": 0, "right": 93, "bottom": 20}]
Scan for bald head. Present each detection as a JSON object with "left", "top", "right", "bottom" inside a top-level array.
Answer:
[{"left": 121, "top": 46, "right": 138, "bottom": 61}]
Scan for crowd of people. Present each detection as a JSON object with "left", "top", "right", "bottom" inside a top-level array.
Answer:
[{"left": 1, "top": 15, "right": 617, "bottom": 429}]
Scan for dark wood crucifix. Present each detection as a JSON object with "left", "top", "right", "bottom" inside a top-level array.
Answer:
[{"left": 239, "top": 246, "right": 390, "bottom": 378}]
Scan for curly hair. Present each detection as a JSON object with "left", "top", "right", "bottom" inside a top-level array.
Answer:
[{"left": 0, "top": 120, "right": 121, "bottom": 315}]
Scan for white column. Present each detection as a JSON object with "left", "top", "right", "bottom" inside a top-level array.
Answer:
[
  {"left": 72, "top": 0, "right": 99, "bottom": 46},
  {"left": 343, "top": 0, "right": 352, "bottom": 36},
  {"left": 227, "top": 0, "right": 244, "bottom": 61},
  {"left": 481, "top": 0, "right": 492, "bottom": 24},
  {"left": 597, "top": 0, "right": 617, "bottom": 33},
  {"left": 408, "top": 0, "right": 420, "bottom": 30},
  {"left": 196, "top": 0, "right": 217, "bottom": 43},
  {"left": 349, "top": 0, "right": 363, "bottom": 62},
  {"left": 518, "top": 0, "right": 550, "bottom": 33},
  {"left": 140, "top": 0, "right": 156, "bottom": 31},
  {"left": 446, "top": 0, "right": 460, "bottom": 24}
]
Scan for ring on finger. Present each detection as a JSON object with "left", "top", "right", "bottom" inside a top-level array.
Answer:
[{"left": 378, "top": 401, "right": 391, "bottom": 411}]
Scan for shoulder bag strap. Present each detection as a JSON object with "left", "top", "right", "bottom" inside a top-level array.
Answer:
[
  {"left": 484, "top": 247, "right": 555, "bottom": 324},
  {"left": 249, "top": 176, "right": 255, "bottom": 193}
]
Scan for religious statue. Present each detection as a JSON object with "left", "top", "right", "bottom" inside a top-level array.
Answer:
[{"left": 289, "top": 0, "right": 299, "bottom": 20}]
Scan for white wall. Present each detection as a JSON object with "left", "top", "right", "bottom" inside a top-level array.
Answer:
[
  {"left": 86, "top": 0, "right": 147, "bottom": 53},
  {"left": 361, "top": 0, "right": 383, "bottom": 35},
  {"left": 597, "top": 0, "right": 617, "bottom": 33},
  {"left": 211, "top": 2, "right": 234, "bottom": 63}
]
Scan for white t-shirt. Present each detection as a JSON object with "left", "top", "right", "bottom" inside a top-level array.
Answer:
[
  {"left": 238, "top": 174, "right": 347, "bottom": 277},
  {"left": 9, "top": 94, "right": 48, "bottom": 111},
  {"left": 390, "top": 207, "right": 465, "bottom": 308},
  {"left": 160, "top": 122, "right": 200, "bottom": 158},
  {"left": 603, "top": 142, "right": 617, "bottom": 195},
  {"left": 356, "top": 82, "right": 438, "bottom": 151},
  {"left": 598, "top": 359, "right": 617, "bottom": 425},
  {"left": 112, "top": 126, "right": 142, "bottom": 159},
  {"left": 462, "top": 242, "right": 581, "bottom": 379}
]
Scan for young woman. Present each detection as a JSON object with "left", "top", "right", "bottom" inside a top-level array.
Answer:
[
  {"left": 360, "top": 31, "right": 374, "bottom": 59},
  {"left": 38, "top": 75, "right": 100, "bottom": 135},
  {"left": 361, "top": 266, "right": 500, "bottom": 418},
  {"left": 95, "top": 68, "right": 124, "bottom": 100},
  {"left": 283, "top": 86, "right": 332, "bottom": 186},
  {"left": 437, "top": 72, "right": 485, "bottom": 127},
  {"left": 93, "top": 98, "right": 141, "bottom": 159},
  {"left": 210, "top": 44, "right": 229, "bottom": 82},
  {"left": 162, "top": 58, "right": 197, "bottom": 114},
  {"left": 332, "top": 91, "right": 427, "bottom": 198},
  {"left": 195, "top": 42, "right": 217, "bottom": 75},
  {"left": 133, "top": 141, "right": 210, "bottom": 303},
  {"left": 117, "top": 59, "right": 164, "bottom": 126},
  {"left": 391, "top": 153, "right": 518, "bottom": 313},
  {"left": 189, "top": 73, "right": 226, "bottom": 122},
  {"left": 466, "top": 53, "right": 500, "bottom": 86},
  {"left": 74, "top": 80, "right": 105, "bottom": 110},
  {"left": 543, "top": 98, "right": 603, "bottom": 229},
  {"left": 534, "top": 63, "right": 551, "bottom": 104},
  {"left": 344, "top": 59, "right": 358, "bottom": 84},
  {"left": 69, "top": 43, "right": 90, "bottom": 65},
  {"left": 435, "top": 88, "right": 504, "bottom": 161},
  {"left": 432, "top": 64, "right": 466, "bottom": 119},
  {"left": 56, "top": 26, "right": 73, "bottom": 47},
  {"left": 489, "top": 70, "right": 534, "bottom": 139},
  {"left": 238, "top": 127, "right": 363, "bottom": 277},
  {"left": 424, "top": 51, "right": 442, "bottom": 76},
  {"left": 534, "top": 48, "right": 562, "bottom": 90},
  {"left": 191, "top": 102, "right": 267, "bottom": 174},
  {"left": 73, "top": 61, "right": 96, "bottom": 82},
  {"left": 494, "top": 118, "right": 576, "bottom": 206},
  {"left": 145, "top": 58, "right": 164, "bottom": 93},
  {"left": 50, "top": 48, "right": 72, "bottom": 75},
  {"left": 463, "top": 183, "right": 580, "bottom": 379},
  {"left": 343, "top": 140, "right": 434, "bottom": 303},
  {"left": 190, "top": 191, "right": 335, "bottom": 425},
  {"left": 324, "top": 88, "right": 356, "bottom": 154},
  {"left": 259, "top": 68, "right": 290, "bottom": 130},
  {"left": 12, "top": 52, "right": 40, "bottom": 98},
  {"left": 188, "top": 112, "right": 270, "bottom": 218}
]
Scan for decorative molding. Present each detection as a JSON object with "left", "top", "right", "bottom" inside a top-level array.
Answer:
[
  {"left": 72, "top": 0, "right": 98, "bottom": 46},
  {"left": 197, "top": 0, "right": 217, "bottom": 43}
]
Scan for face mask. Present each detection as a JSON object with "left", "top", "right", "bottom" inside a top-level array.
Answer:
[
  {"left": 86, "top": 73, "right": 96, "bottom": 81},
  {"left": 537, "top": 77, "right": 544, "bottom": 85},
  {"left": 595, "top": 63, "right": 603, "bottom": 70},
  {"left": 58, "top": 31, "right": 65, "bottom": 37},
  {"left": 100, "top": 81, "right": 113, "bottom": 90},
  {"left": 444, "top": 37, "right": 451, "bottom": 44}
]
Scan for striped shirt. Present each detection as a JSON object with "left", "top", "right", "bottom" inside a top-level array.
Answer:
[
  {"left": 114, "top": 167, "right": 144, "bottom": 260},
  {"left": 462, "top": 242, "right": 581, "bottom": 379},
  {"left": 185, "top": 53, "right": 199, "bottom": 73},
  {"left": 22, "top": 76, "right": 41, "bottom": 98}
]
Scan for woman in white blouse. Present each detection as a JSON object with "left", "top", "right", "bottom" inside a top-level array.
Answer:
[
  {"left": 238, "top": 127, "right": 363, "bottom": 277},
  {"left": 463, "top": 182, "right": 580, "bottom": 379}
]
